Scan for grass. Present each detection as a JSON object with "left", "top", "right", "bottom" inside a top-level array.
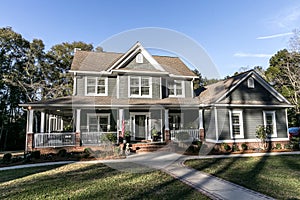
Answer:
[
  {"left": 0, "top": 162, "right": 209, "bottom": 200},
  {"left": 185, "top": 155, "right": 300, "bottom": 199}
]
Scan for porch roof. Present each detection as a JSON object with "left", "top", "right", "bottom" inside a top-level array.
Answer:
[{"left": 20, "top": 96, "right": 201, "bottom": 109}]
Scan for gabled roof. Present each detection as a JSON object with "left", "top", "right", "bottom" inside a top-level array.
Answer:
[
  {"left": 199, "top": 70, "right": 291, "bottom": 105},
  {"left": 70, "top": 42, "right": 197, "bottom": 77}
]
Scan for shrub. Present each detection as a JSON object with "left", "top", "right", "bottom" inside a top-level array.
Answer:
[
  {"left": 222, "top": 143, "right": 231, "bottom": 151},
  {"left": 241, "top": 143, "right": 248, "bottom": 150},
  {"left": 58, "top": 149, "right": 67, "bottom": 157},
  {"left": 106, "top": 132, "right": 117, "bottom": 143},
  {"left": 232, "top": 144, "right": 240, "bottom": 152},
  {"left": 3, "top": 153, "right": 12, "bottom": 162},
  {"left": 31, "top": 151, "right": 41, "bottom": 159},
  {"left": 275, "top": 143, "right": 282, "bottom": 150}
]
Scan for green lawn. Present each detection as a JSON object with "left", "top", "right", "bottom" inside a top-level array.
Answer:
[
  {"left": 0, "top": 162, "right": 209, "bottom": 200},
  {"left": 185, "top": 155, "right": 300, "bottom": 200}
]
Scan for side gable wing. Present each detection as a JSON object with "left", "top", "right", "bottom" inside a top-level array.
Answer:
[{"left": 217, "top": 70, "right": 291, "bottom": 105}]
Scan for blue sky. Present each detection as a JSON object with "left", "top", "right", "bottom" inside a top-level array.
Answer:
[{"left": 1, "top": 0, "right": 299, "bottom": 78}]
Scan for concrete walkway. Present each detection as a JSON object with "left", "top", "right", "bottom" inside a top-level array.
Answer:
[{"left": 2, "top": 151, "right": 300, "bottom": 199}]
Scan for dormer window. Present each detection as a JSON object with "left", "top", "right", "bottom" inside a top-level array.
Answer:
[
  {"left": 85, "top": 77, "right": 108, "bottom": 96},
  {"left": 248, "top": 77, "right": 255, "bottom": 88},
  {"left": 136, "top": 53, "right": 143, "bottom": 63}
]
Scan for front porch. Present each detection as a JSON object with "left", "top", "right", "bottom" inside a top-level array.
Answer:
[{"left": 25, "top": 107, "right": 205, "bottom": 152}]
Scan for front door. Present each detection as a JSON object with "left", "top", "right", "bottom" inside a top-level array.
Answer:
[{"left": 135, "top": 115, "right": 146, "bottom": 140}]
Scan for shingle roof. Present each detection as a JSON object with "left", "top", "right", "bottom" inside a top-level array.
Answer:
[
  {"left": 70, "top": 50, "right": 196, "bottom": 77},
  {"left": 199, "top": 71, "right": 250, "bottom": 104}
]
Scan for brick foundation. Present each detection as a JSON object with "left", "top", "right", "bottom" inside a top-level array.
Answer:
[{"left": 164, "top": 130, "right": 170, "bottom": 143}]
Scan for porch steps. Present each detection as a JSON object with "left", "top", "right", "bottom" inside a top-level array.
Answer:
[{"left": 131, "top": 142, "right": 171, "bottom": 153}]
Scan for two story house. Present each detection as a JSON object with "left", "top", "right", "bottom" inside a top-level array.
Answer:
[{"left": 21, "top": 42, "right": 292, "bottom": 153}]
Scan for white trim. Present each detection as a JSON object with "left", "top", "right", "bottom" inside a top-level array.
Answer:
[
  {"left": 85, "top": 76, "right": 108, "bottom": 96},
  {"left": 213, "top": 104, "right": 293, "bottom": 108},
  {"left": 130, "top": 112, "right": 150, "bottom": 140},
  {"left": 205, "top": 138, "right": 290, "bottom": 143},
  {"left": 285, "top": 108, "right": 289, "bottom": 138},
  {"left": 229, "top": 110, "right": 244, "bottom": 139},
  {"left": 69, "top": 70, "right": 112, "bottom": 75},
  {"left": 247, "top": 77, "right": 255, "bottom": 88},
  {"left": 169, "top": 74, "right": 198, "bottom": 79},
  {"left": 199, "top": 109, "right": 203, "bottom": 129},
  {"left": 168, "top": 79, "right": 185, "bottom": 97},
  {"left": 117, "top": 75, "right": 120, "bottom": 99},
  {"left": 214, "top": 107, "right": 219, "bottom": 140},
  {"left": 73, "top": 75, "right": 77, "bottom": 96},
  {"left": 164, "top": 109, "right": 169, "bottom": 131},
  {"left": 128, "top": 76, "right": 152, "bottom": 98},
  {"left": 263, "top": 111, "right": 277, "bottom": 137},
  {"left": 40, "top": 111, "right": 45, "bottom": 133},
  {"left": 159, "top": 77, "right": 162, "bottom": 99},
  {"left": 76, "top": 109, "right": 81, "bottom": 133},
  {"left": 112, "top": 69, "right": 169, "bottom": 75},
  {"left": 87, "top": 113, "right": 111, "bottom": 132},
  {"left": 191, "top": 80, "right": 194, "bottom": 97},
  {"left": 28, "top": 109, "right": 34, "bottom": 133}
]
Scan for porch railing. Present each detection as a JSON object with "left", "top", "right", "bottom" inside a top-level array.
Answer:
[
  {"left": 34, "top": 132, "right": 76, "bottom": 148},
  {"left": 170, "top": 129, "right": 200, "bottom": 141},
  {"left": 81, "top": 132, "right": 117, "bottom": 146}
]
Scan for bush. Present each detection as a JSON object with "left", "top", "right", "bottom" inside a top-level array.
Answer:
[
  {"left": 106, "top": 132, "right": 117, "bottom": 143},
  {"left": 275, "top": 143, "right": 282, "bottom": 150},
  {"left": 241, "top": 143, "right": 248, "bottom": 150},
  {"left": 222, "top": 143, "right": 231, "bottom": 151},
  {"left": 58, "top": 149, "right": 67, "bottom": 157},
  {"left": 3, "top": 153, "right": 12, "bottom": 162},
  {"left": 232, "top": 144, "right": 240, "bottom": 152},
  {"left": 31, "top": 151, "right": 41, "bottom": 159}
]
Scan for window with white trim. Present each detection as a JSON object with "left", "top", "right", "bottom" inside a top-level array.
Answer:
[
  {"left": 263, "top": 111, "right": 277, "bottom": 137},
  {"left": 229, "top": 110, "right": 244, "bottom": 138},
  {"left": 168, "top": 80, "right": 184, "bottom": 97},
  {"left": 88, "top": 114, "right": 110, "bottom": 132},
  {"left": 129, "top": 76, "right": 151, "bottom": 97},
  {"left": 248, "top": 77, "right": 255, "bottom": 88},
  {"left": 86, "top": 77, "right": 108, "bottom": 96}
]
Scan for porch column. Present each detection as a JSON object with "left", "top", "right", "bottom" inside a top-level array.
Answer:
[
  {"left": 164, "top": 109, "right": 170, "bottom": 142},
  {"left": 75, "top": 109, "right": 81, "bottom": 147},
  {"left": 26, "top": 108, "right": 34, "bottom": 152},
  {"left": 40, "top": 111, "right": 45, "bottom": 133},
  {"left": 199, "top": 109, "right": 205, "bottom": 141},
  {"left": 118, "top": 109, "right": 125, "bottom": 143}
]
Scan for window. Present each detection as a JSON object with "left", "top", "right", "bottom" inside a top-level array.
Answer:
[
  {"left": 263, "top": 111, "right": 277, "bottom": 137},
  {"left": 247, "top": 77, "right": 255, "bottom": 88},
  {"left": 129, "top": 76, "right": 151, "bottom": 97},
  {"left": 86, "top": 77, "right": 108, "bottom": 96},
  {"left": 136, "top": 53, "right": 143, "bottom": 63},
  {"left": 88, "top": 114, "right": 110, "bottom": 132},
  {"left": 229, "top": 110, "right": 244, "bottom": 138},
  {"left": 168, "top": 80, "right": 184, "bottom": 97},
  {"left": 169, "top": 113, "right": 183, "bottom": 130}
]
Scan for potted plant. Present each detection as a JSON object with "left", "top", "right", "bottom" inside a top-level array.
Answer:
[
  {"left": 124, "top": 131, "right": 131, "bottom": 143},
  {"left": 151, "top": 128, "right": 158, "bottom": 141}
]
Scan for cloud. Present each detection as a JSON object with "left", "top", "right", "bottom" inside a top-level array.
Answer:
[
  {"left": 270, "top": 5, "right": 300, "bottom": 28},
  {"left": 257, "top": 32, "right": 293, "bottom": 40},
  {"left": 234, "top": 52, "right": 272, "bottom": 58}
]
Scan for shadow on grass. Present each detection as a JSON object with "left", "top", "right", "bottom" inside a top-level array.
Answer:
[{"left": 0, "top": 164, "right": 66, "bottom": 183}]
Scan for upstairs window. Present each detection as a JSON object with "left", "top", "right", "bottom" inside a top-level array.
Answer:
[
  {"left": 229, "top": 110, "right": 244, "bottom": 139},
  {"left": 263, "top": 111, "right": 277, "bottom": 137},
  {"left": 248, "top": 77, "right": 255, "bottom": 88},
  {"left": 129, "top": 76, "right": 151, "bottom": 97},
  {"left": 86, "top": 77, "right": 108, "bottom": 96},
  {"left": 168, "top": 80, "right": 184, "bottom": 97}
]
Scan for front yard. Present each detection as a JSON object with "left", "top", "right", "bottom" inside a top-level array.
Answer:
[
  {"left": 0, "top": 162, "right": 209, "bottom": 200},
  {"left": 185, "top": 155, "right": 300, "bottom": 199}
]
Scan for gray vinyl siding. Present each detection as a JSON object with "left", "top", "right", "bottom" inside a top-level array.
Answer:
[
  {"left": 217, "top": 108, "right": 230, "bottom": 140},
  {"left": 182, "top": 110, "right": 198, "bottom": 128},
  {"left": 222, "top": 78, "right": 282, "bottom": 104},
  {"left": 275, "top": 109, "right": 288, "bottom": 138},
  {"left": 243, "top": 109, "right": 263, "bottom": 139},
  {"left": 204, "top": 109, "right": 216, "bottom": 140},
  {"left": 76, "top": 77, "right": 85, "bottom": 96},
  {"left": 118, "top": 76, "right": 128, "bottom": 98},
  {"left": 108, "top": 77, "right": 117, "bottom": 97},
  {"left": 184, "top": 81, "right": 193, "bottom": 98},
  {"left": 152, "top": 77, "right": 161, "bottom": 99}
]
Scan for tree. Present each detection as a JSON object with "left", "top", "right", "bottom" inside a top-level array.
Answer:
[{"left": 266, "top": 49, "right": 300, "bottom": 126}]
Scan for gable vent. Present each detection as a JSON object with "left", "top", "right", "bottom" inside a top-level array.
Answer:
[
  {"left": 136, "top": 53, "right": 143, "bottom": 63},
  {"left": 247, "top": 77, "right": 255, "bottom": 88}
]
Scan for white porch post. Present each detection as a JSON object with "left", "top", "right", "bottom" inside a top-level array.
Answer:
[
  {"left": 199, "top": 109, "right": 203, "bottom": 129},
  {"left": 76, "top": 109, "right": 81, "bottom": 133},
  {"left": 164, "top": 109, "right": 170, "bottom": 142},
  {"left": 40, "top": 111, "right": 45, "bottom": 133},
  {"left": 28, "top": 109, "right": 34, "bottom": 133},
  {"left": 199, "top": 109, "right": 205, "bottom": 141}
]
